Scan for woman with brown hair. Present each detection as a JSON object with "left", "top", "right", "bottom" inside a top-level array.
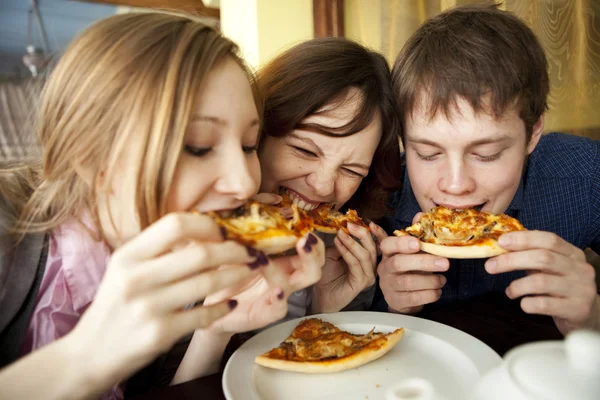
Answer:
[
  {"left": 0, "top": 12, "right": 325, "bottom": 398},
  {"left": 258, "top": 37, "right": 403, "bottom": 316}
]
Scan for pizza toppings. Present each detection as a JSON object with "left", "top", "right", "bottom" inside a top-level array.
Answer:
[
  {"left": 205, "top": 193, "right": 369, "bottom": 254},
  {"left": 255, "top": 318, "right": 404, "bottom": 373},
  {"left": 280, "top": 191, "right": 369, "bottom": 234},
  {"left": 394, "top": 206, "right": 526, "bottom": 259}
]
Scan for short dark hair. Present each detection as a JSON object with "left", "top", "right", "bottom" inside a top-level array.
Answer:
[
  {"left": 258, "top": 37, "right": 402, "bottom": 221},
  {"left": 392, "top": 3, "right": 549, "bottom": 141}
]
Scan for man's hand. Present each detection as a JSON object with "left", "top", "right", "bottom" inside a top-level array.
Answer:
[
  {"left": 486, "top": 230, "right": 600, "bottom": 335},
  {"left": 377, "top": 214, "right": 448, "bottom": 314}
]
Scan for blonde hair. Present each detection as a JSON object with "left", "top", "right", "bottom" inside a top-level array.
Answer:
[{"left": 1, "top": 11, "right": 260, "bottom": 240}]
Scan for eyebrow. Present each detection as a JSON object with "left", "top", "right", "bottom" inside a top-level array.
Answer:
[
  {"left": 190, "top": 115, "right": 260, "bottom": 129},
  {"left": 288, "top": 132, "right": 370, "bottom": 170},
  {"left": 406, "top": 133, "right": 513, "bottom": 147}
]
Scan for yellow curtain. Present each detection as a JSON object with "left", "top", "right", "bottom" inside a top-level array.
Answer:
[{"left": 345, "top": 0, "right": 600, "bottom": 139}]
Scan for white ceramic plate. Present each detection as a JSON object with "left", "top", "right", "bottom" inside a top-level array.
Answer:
[{"left": 223, "top": 311, "right": 502, "bottom": 400}]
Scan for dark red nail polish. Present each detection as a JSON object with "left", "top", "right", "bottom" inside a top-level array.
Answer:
[
  {"left": 277, "top": 290, "right": 284, "bottom": 300},
  {"left": 258, "top": 251, "right": 269, "bottom": 266},
  {"left": 303, "top": 242, "right": 312, "bottom": 253},
  {"left": 307, "top": 233, "right": 318, "bottom": 245},
  {"left": 246, "top": 246, "right": 258, "bottom": 257},
  {"left": 228, "top": 299, "right": 238, "bottom": 310}
]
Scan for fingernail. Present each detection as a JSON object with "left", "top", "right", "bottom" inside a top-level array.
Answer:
[
  {"left": 246, "top": 246, "right": 258, "bottom": 257},
  {"left": 303, "top": 242, "right": 313, "bottom": 253},
  {"left": 338, "top": 229, "right": 348, "bottom": 239},
  {"left": 307, "top": 233, "right": 318, "bottom": 245},
  {"left": 498, "top": 235, "right": 511, "bottom": 247},
  {"left": 440, "top": 276, "right": 447, "bottom": 286},
  {"left": 219, "top": 226, "right": 228, "bottom": 240},
  {"left": 272, "top": 194, "right": 283, "bottom": 203},
  {"left": 277, "top": 290, "right": 284, "bottom": 300},
  {"left": 409, "top": 240, "right": 420, "bottom": 251},
  {"left": 228, "top": 299, "right": 238, "bottom": 310},
  {"left": 434, "top": 258, "right": 448, "bottom": 269},
  {"left": 486, "top": 259, "right": 497, "bottom": 272}
]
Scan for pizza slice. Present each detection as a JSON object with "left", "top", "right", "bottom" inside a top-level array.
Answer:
[
  {"left": 255, "top": 318, "right": 404, "bottom": 373},
  {"left": 394, "top": 206, "right": 526, "bottom": 259},
  {"left": 280, "top": 192, "right": 370, "bottom": 234},
  {"left": 207, "top": 201, "right": 311, "bottom": 255}
]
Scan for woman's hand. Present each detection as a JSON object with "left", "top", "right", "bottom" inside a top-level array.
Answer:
[
  {"left": 68, "top": 212, "right": 261, "bottom": 386},
  {"left": 311, "top": 222, "right": 386, "bottom": 313},
  {"left": 173, "top": 232, "right": 325, "bottom": 383},
  {"left": 204, "top": 232, "right": 326, "bottom": 334}
]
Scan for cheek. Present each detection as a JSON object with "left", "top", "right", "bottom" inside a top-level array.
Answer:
[
  {"left": 475, "top": 157, "right": 524, "bottom": 195},
  {"left": 406, "top": 155, "right": 438, "bottom": 193},
  {"left": 165, "top": 158, "right": 212, "bottom": 213},
  {"left": 260, "top": 146, "right": 304, "bottom": 189}
]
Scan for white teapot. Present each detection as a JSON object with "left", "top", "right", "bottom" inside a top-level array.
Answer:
[{"left": 469, "top": 329, "right": 600, "bottom": 400}]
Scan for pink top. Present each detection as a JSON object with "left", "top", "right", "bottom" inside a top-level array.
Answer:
[{"left": 21, "top": 214, "right": 123, "bottom": 399}]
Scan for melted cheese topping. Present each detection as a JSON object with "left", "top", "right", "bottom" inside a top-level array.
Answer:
[
  {"left": 263, "top": 318, "right": 389, "bottom": 362},
  {"left": 404, "top": 206, "right": 525, "bottom": 246}
]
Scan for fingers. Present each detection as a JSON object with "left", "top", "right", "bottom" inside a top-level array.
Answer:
[
  {"left": 347, "top": 223, "right": 378, "bottom": 265},
  {"left": 132, "top": 241, "right": 257, "bottom": 293},
  {"left": 380, "top": 235, "right": 421, "bottom": 257},
  {"left": 172, "top": 298, "right": 238, "bottom": 334},
  {"left": 387, "top": 272, "right": 447, "bottom": 292},
  {"left": 486, "top": 249, "right": 578, "bottom": 275},
  {"left": 149, "top": 264, "right": 255, "bottom": 312},
  {"left": 385, "top": 288, "right": 442, "bottom": 311},
  {"left": 379, "top": 253, "right": 449, "bottom": 275},
  {"left": 338, "top": 226, "right": 376, "bottom": 266},
  {"left": 497, "top": 230, "right": 586, "bottom": 261},
  {"left": 252, "top": 193, "right": 283, "bottom": 205},
  {"left": 287, "top": 233, "right": 325, "bottom": 291},
  {"left": 505, "top": 273, "right": 575, "bottom": 299},
  {"left": 519, "top": 296, "right": 594, "bottom": 322},
  {"left": 412, "top": 212, "right": 424, "bottom": 225},
  {"left": 117, "top": 213, "right": 222, "bottom": 261},
  {"left": 370, "top": 221, "right": 388, "bottom": 243}
]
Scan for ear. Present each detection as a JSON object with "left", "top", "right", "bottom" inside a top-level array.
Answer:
[{"left": 526, "top": 114, "right": 544, "bottom": 154}]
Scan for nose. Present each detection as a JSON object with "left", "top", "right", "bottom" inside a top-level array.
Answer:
[
  {"left": 438, "top": 156, "right": 475, "bottom": 196},
  {"left": 306, "top": 167, "right": 336, "bottom": 197},
  {"left": 214, "top": 148, "right": 259, "bottom": 200}
]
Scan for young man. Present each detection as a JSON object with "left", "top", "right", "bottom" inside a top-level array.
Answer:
[{"left": 376, "top": 4, "right": 600, "bottom": 335}]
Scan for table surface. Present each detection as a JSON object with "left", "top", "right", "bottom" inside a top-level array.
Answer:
[{"left": 133, "top": 293, "right": 563, "bottom": 400}]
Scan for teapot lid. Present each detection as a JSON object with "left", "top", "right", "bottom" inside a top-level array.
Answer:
[{"left": 505, "top": 330, "right": 600, "bottom": 400}]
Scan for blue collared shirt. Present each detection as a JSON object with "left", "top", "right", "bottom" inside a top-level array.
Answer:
[{"left": 374, "top": 132, "right": 600, "bottom": 309}]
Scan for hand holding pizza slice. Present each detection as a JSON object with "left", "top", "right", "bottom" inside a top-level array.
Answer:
[{"left": 394, "top": 206, "right": 526, "bottom": 259}]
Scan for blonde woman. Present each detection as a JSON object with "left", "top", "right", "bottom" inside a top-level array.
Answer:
[{"left": 0, "top": 12, "right": 324, "bottom": 399}]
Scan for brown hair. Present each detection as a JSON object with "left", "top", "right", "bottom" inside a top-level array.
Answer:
[
  {"left": 258, "top": 37, "right": 402, "bottom": 221},
  {"left": 1, "top": 11, "right": 259, "bottom": 239},
  {"left": 392, "top": 2, "right": 549, "bottom": 140}
]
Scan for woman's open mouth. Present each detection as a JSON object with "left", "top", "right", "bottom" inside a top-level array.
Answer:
[{"left": 280, "top": 188, "right": 322, "bottom": 211}]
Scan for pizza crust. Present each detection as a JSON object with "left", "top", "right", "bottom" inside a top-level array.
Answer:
[
  {"left": 394, "top": 230, "right": 507, "bottom": 259},
  {"left": 255, "top": 328, "right": 404, "bottom": 373}
]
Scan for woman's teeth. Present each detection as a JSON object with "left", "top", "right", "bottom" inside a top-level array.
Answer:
[{"left": 282, "top": 188, "right": 319, "bottom": 211}]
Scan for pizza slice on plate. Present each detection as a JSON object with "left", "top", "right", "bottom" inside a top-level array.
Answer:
[
  {"left": 394, "top": 206, "right": 526, "bottom": 259},
  {"left": 255, "top": 318, "right": 404, "bottom": 373}
]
